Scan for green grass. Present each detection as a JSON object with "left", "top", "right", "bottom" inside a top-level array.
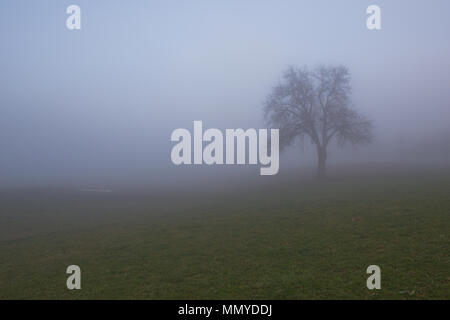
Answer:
[{"left": 0, "top": 167, "right": 449, "bottom": 299}]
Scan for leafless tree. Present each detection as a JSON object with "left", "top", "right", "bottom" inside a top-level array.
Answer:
[{"left": 264, "top": 65, "right": 373, "bottom": 177}]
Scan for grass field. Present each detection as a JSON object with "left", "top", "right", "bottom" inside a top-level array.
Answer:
[{"left": 0, "top": 166, "right": 449, "bottom": 299}]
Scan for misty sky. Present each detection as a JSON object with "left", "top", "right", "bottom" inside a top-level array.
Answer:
[{"left": 1, "top": 0, "right": 450, "bottom": 186}]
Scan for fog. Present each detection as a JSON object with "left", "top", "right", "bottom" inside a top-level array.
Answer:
[{"left": 1, "top": 0, "right": 450, "bottom": 187}]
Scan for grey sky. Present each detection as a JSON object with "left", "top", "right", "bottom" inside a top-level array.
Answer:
[{"left": 1, "top": 0, "right": 450, "bottom": 186}]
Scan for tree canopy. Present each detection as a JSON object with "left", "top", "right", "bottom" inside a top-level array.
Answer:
[{"left": 264, "top": 65, "right": 373, "bottom": 177}]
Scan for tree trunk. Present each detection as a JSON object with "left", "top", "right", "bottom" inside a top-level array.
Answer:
[{"left": 317, "top": 146, "right": 327, "bottom": 178}]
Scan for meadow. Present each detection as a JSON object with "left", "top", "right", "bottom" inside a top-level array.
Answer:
[{"left": 0, "top": 165, "right": 449, "bottom": 299}]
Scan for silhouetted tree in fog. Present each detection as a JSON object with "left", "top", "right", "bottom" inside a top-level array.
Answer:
[{"left": 264, "top": 65, "right": 373, "bottom": 177}]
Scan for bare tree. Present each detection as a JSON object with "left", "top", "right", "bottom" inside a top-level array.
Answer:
[{"left": 264, "top": 65, "right": 373, "bottom": 177}]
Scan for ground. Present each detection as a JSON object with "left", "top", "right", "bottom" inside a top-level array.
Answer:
[{"left": 0, "top": 165, "right": 449, "bottom": 299}]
